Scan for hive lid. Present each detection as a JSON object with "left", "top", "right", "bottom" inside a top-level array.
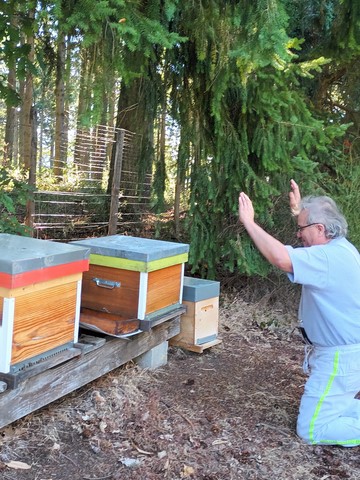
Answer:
[
  {"left": 71, "top": 235, "right": 189, "bottom": 262},
  {"left": 0, "top": 234, "right": 90, "bottom": 275},
  {"left": 182, "top": 276, "right": 220, "bottom": 302}
]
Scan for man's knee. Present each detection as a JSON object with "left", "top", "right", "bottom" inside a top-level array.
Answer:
[{"left": 296, "top": 418, "right": 313, "bottom": 444}]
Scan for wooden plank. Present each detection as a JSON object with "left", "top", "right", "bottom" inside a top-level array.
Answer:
[
  {"left": 169, "top": 337, "right": 222, "bottom": 353},
  {"left": 0, "top": 335, "right": 107, "bottom": 389},
  {"left": 0, "top": 347, "right": 82, "bottom": 389},
  {"left": 0, "top": 316, "right": 180, "bottom": 429},
  {"left": 0, "top": 298, "right": 14, "bottom": 374},
  {"left": 108, "top": 129, "right": 125, "bottom": 235},
  {"left": 139, "top": 306, "right": 186, "bottom": 331},
  {"left": 80, "top": 308, "right": 139, "bottom": 335},
  {"left": 137, "top": 272, "right": 148, "bottom": 319},
  {"left": 11, "top": 282, "right": 78, "bottom": 365}
]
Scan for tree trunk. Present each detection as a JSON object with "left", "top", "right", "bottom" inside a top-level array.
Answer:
[
  {"left": 106, "top": 78, "right": 117, "bottom": 168},
  {"left": 63, "top": 37, "right": 71, "bottom": 174},
  {"left": 3, "top": 2, "right": 18, "bottom": 166},
  {"left": 19, "top": 7, "right": 35, "bottom": 171},
  {"left": 53, "top": 30, "right": 66, "bottom": 179},
  {"left": 74, "top": 47, "right": 93, "bottom": 178},
  {"left": 3, "top": 66, "right": 16, "bottom": 166},
  {"left": 39, "top": 85, "right": 45, "bottom": 168},
  {"left": 92, "top": 82, "right": 110, "bottom": 182},
  {"left": 25, "top": 106, "right": 37, "bottom": 232},
  {"left": 153, "top": 88, "right": 167, "bottom": 212},
  {"left": 108, "top": 129, "right": 125, "bottom": 235},
  {"left": 108, "top": 75, "right": 154, "bottom": 196}
]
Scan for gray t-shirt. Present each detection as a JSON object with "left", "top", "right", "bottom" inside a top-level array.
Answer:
[{"left": 286, "top": 237, "right": 360, "bottom": 347}]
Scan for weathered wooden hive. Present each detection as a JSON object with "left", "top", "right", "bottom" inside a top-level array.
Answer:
[
  {"left": 71, "top": 235, "right": 189, "bottom": 335},
  {"left": 0, "top": 234, "right": 90, "bottom": 374}
]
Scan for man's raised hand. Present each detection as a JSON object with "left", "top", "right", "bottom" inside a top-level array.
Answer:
[{"left": 289, "top": 179, "right": 301, "bottom": 216}]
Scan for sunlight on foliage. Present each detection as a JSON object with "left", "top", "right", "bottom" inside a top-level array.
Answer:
[{"left": 0, "top": 168, "right": 32, "bottom": 236}]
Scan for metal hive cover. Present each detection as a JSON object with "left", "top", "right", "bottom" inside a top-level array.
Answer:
[
  {"left": 71, "top": 235, "right": 189, "bottom": 263},
  {"left": 0, "top": 234, "right": 90, "bottom": 275}
]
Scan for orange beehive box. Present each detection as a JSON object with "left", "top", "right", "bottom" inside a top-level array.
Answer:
[
  {"left": 71, "top": 235, "right": 189, "bottom": 335},
  {"left": 0, "top": 234, "right": 90, "bottom": 374}
]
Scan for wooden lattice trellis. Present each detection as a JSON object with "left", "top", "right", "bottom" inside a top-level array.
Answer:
[{"left": 30, "top": 126, "right": 152, "bottom": 241}]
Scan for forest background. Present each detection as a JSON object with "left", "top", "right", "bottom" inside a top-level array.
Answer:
[{"left": 0, "top": 0, "right": 360, "bottom": 280}]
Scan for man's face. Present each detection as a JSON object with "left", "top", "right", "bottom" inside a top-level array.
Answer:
[{"left": 296, "top": 210, "right": 328, "bottom": 247}]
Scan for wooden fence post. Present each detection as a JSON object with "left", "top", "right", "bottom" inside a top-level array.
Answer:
[
  {"left": 108, "top": 129, "right": 125, "bottom": 235},
  {"left": 25, "top": 106, "right": 37, "bottom": 233}
]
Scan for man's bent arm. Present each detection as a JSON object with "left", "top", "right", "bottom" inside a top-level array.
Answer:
[
  {"left": 238, "top": 192, "right": 293, "bottom": 273},
  {"left": 243, "top": 221, "right": 293, "bottom": 273}
]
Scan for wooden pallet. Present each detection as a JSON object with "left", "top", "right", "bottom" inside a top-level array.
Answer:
[
  {"left": 170, "top": 337, "right": 222, "bottom": 353},
  {"left": 0, "top": 313, "right": 181, "bottom": 430}
]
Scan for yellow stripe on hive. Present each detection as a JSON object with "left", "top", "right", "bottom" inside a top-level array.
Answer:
[{"left": 89, "top": 253, "right": 188, "bottom": 272}]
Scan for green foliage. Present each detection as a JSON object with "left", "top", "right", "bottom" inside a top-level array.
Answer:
[
  {"left": 284, "top": 0, "right": 360, "bottom": 60},
  {"left": 0, "top": 1, "right": 36, "bottom": 105},
  {"left": 166, "top": 0, "right": 352, "bottom": 278},
  {"left": 0, "top": 168, "right": 32, "bottom": 235},
  {"left": 1, "top": 0, "right": 359, "bottom": 281},
  {"left": 318, "top": 144, "right": 360, "bottom": 251},
  {"left": 36, "top": 165, "right": 107, "bottom": 192},
  {"left": 0, "top": 79, "right": 21, "bottom": 106},
  {"left": 62, "top": 0, "right": 185, "bottom": 64}
]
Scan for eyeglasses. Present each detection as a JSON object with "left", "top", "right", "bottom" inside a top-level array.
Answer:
[{"left": 296, "top": 223, "right": 319, "bottom": 232}]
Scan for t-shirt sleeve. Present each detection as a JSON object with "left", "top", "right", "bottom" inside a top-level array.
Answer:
[{"left": 285, "top": 245, "right": 329, "bottom": 288}]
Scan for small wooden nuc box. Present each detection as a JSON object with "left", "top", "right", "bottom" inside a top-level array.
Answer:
[
  {"left": 170, "top": 277, "right": 221, "bottom": 352},
  {"left": 71, "top": 235, "right": 189, "bottom": 335},
  {"left": 0, "top": 234, "right": 90, "bottom": 374}
]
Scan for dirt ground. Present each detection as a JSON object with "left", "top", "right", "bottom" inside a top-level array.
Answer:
[{"left": 1, "top": 289, "right": 360, "bottom": 480}]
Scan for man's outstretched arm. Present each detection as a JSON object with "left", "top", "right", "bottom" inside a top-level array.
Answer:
[{"left": 238, "top": 192, "right": 293, "bottom": 273}]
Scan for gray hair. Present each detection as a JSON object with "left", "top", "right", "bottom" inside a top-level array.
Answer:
[{"left": 300, "top": 195, "right": 348, "bottom": 239}]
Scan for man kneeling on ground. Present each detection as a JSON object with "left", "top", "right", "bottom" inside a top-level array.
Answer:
[{"left": 238, "top": 180, "right": 360, "bottom": 446}]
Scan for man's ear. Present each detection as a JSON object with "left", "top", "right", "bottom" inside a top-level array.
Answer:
[{"left": 317, "top": 224, "right": 326, "bottom": 235}]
